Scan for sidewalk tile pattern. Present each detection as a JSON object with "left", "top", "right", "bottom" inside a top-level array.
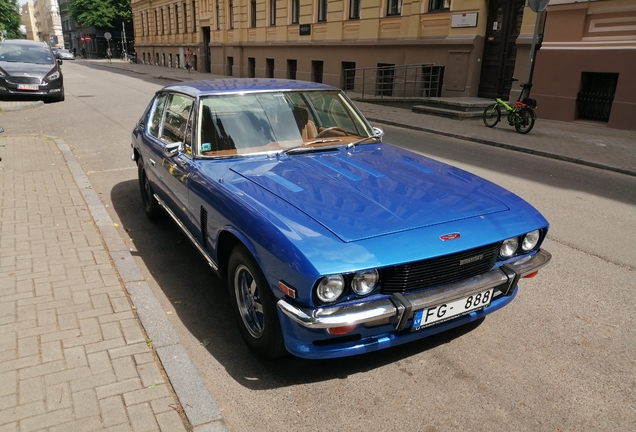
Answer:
[{"left": 0, "top": 136, "right": 188, "bottom": 431}]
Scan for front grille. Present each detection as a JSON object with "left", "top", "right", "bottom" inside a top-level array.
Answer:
[
  {"left": 8, "top": 77, "right": 41, "bottom": 84},
  {"left": 380, "top": 243, "right": 500, "bottom": 293}
]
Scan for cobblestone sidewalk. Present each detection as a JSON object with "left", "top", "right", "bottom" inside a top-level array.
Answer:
[{"left": 0, "top": 135, "right": 189, "bottom": 431}]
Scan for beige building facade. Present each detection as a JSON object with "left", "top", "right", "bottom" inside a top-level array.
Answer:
[
  {"left": 131, "top": 0, "right": 635, "bottom": 130},
  {"left": 132, "top": 0, "right": 541, "bottom": 97},
  {"left": 21, "top": 3, "right": 39, "bottom": 41}
]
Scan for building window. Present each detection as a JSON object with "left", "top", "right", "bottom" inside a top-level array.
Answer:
[
  {"left": 183, "top": 2, "right": 187, "bottom": 32},
  {"left": 227, "top": 57, "right": 234, "bottom": 76},
  {"left": 318, "top": 0, "right": 327, "bottom": 22},
  {"left": 387, "top": 0, "right": 401, "bottom": 16},
  {"left": 250, "top": 0, "right": 256, "bottom": 27},
  {"left": 229, "top": 0, "right": 234, "bottom": 29},
  {"left": 312, "top": 60, "right": 323, "bottom": 83},
  {"left": 270, "top": 0, "right": 276, "bottom": 26},
  {"left": 576, "top": 72, "right": 618, "bottom": 123},
  {"left": 161, "top": 9, "right": 165, "bottom": 34},
  {"left": 291, "top": 0, "right": 299, "bottom": 24},
  {"left": 215, "top": 0, "right": 220, "bottom": 30},
  {"left": 342, "top": 62, "right": 356, "bottom": 90},
  {"left": 248, "top": 58, "right": 256, "bottom": 77},
  {"left": 266, "top": 58, "right": 274, "bottom": 78},
  {"left": 191, "top": 1, "right": 196, "bottom": 32},
  {"left": 349, "top": 0, "right": 361, "bottom": 19},
  {"left": 429, "top": 0, "right": 450, "bottom": 11},
  {"left": 175, "top": 5, "right": 179, "bottom": 33},
  {"left": 287, "top": 59, "right": 297, "bottom": 79},
  {"left": 167, "top": 6, "right": 172, "bottom": 34}
]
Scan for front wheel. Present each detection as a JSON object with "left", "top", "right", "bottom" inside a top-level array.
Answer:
[
  {"left": 514, "top": 107, "right": 536, "bottom": 134},
  {"left": 482, "top": 103, "right": 501, "bottom": 128},
  {"left": 228, "top": 245, "right": 287, "bottom": 359}
]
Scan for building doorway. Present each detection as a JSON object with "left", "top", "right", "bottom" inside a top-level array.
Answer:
[
  {"left": 202, "top": 27, "right": 211, "bottom": 73},
  {"left": 478, "top": 0, "right": 525, "bottom": 99}
]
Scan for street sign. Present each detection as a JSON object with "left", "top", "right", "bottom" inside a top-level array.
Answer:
[
  {"left": 529, "top": 0, "right": 550, "bottom": 12},
  {"left": 104, "top": 32, "right": 112, "bottom": 40}
]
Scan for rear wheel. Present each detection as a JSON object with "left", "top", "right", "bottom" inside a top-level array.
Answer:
[
  {"left": 482, "top": 103, "right": 501, "bottom": 128},
  {"left": 514, "top": 107, "right": 536, "bottom": 134},
  {"left": 228, "top": 244, "right": 286, "bottom": 359},
  {"left": 137, "top": 158, "right": 163, "bottom": 220}
]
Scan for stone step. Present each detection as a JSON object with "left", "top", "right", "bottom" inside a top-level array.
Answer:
[{"left": 412, "top": 104, "right": 486, "bottom": 120}]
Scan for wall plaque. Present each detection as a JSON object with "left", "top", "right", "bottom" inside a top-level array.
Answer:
[{"left": 451, "top": 12, "right": 478, "bottom": 28}]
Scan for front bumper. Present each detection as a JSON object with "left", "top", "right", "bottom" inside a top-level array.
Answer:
[{"left": 277, "top": 249, "right": 551, "bottom": 331}]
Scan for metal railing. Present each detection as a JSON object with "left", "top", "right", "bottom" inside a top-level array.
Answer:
[
  {"left": 343, "top": 63, "right": 444, "bottom": 99},
  {"left": 576, "top": 72, "right": 618, "bottom": 123}
]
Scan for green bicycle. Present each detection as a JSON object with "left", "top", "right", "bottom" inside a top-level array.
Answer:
[{"left": 483, "top": 78, "right": 537, "bottom": 134}]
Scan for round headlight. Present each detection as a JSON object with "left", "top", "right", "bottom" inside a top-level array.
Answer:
[
  {"left": 316, "top": 275, "right": 345, "bottom": 303},
  {"left": 500, "top": 237, "right": 519, "bottom": 258},
  {"left": 522, "top": 230, "right": 540, "bottom": 251},
  {"left": 351, "top": 269, "right": 379, "bottom": 296}
]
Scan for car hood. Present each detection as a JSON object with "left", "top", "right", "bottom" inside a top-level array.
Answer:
[
  {"left": 229, "top": 144, "right": 510, "bottom": 242},
  {"left": 0, "top": 61, "right": 55, "bottom": 77}
]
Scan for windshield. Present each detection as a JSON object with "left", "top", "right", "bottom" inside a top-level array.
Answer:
[
  {"left": 197, "top": 90, "right": 374, "bottom": 156},
  {"left": 0, "top": 44, "right": 55, "bottom": 64}
]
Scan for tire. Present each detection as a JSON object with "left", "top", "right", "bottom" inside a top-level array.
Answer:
[
  {"left": 137, "top": 158, "right": 163, "bottom": 220},
  {"left": 482, "top": 103, "right": 501, "bottom": 128},
  {"left": 514, "top": 107, "right": 536, "bottom": 134},
  {"left": 228, "top": 244, "right": 287, "bottom": 359}
]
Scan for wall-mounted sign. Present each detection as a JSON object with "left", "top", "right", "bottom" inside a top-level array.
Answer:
[
  {"left": 451, "top": 12, "right": 478, "bottom": 28},
  {"left": 299, "top": 24, "right": 311, "bottom": 36}
]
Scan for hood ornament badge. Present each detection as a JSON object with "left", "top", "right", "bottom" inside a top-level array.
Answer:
[{"left": 440, "top": 233, "right": 460, "bottom": 241}]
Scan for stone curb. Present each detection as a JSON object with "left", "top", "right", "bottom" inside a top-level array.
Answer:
[{"left": 50, "top": 135, "right": 230, "bottom": 431}]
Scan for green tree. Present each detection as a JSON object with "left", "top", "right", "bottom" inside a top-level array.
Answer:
[
  {"left": 0, "top": 0, "right": 24, "bottom": 39},
  {"left": 70, "top": 0, "right": 131, "bottom": 27}
]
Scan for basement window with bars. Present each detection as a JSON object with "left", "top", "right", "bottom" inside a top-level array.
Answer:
[{"left": 576, "top": 72, "right": 618, "bottom": 123}]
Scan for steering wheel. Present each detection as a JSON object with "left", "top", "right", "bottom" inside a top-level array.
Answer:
[{"left": 316, "top": 127, "right": 349, "bottom": 138}]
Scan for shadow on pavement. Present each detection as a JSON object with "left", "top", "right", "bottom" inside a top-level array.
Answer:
[{"left": 110, "top": 179, "right": 484, "bottom": 390}]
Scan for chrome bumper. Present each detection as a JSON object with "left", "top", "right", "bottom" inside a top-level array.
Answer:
[{"left": 277, "top": 249, "right": 551, "bottom": 331}]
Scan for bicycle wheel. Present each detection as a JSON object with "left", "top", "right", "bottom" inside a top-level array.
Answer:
[
  {"left": 514, "top": 107, "right": 536, "bottom": 134},
  {"left": 482, "top": 103, "right": 501, "bottom": 128}
]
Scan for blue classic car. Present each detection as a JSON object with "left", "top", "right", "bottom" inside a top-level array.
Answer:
[{"left": 131, "top": 79, "right": 551, "bottom": 360}]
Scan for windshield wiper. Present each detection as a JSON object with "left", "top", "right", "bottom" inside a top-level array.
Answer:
[
  {"left": 346, "top": 135, "right": 380, "bottom": 149},
  {"left": 283, "top": 139, "right": 342, "bottom": 155}
]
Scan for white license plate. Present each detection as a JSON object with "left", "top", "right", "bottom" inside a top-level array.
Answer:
[
  {"left": 17, "top": 84, "right": 39, "bottom": 91},
  {"left": 412, "top": 289, "right": 493, "bottom": 331}
]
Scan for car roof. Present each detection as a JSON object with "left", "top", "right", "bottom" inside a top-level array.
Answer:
[
  {"left": 1, "top": 39, "right": 50, "bottom": 48},
  {"left": 162, "top": 78, "right": 337, "bottom": 97}
]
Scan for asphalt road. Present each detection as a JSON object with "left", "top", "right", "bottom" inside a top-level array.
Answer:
[{"left": 3, "top": 61, "right": 635, "bottom": 432}]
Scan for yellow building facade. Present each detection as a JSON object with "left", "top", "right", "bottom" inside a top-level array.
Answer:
[{"left": 132, "top": 0, "right": 545, "bottom": 98}]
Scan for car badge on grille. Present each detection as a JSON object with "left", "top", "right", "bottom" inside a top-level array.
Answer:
[
  {"left": 440, "top": 233, "right": 460, "bottom": 241},
  {"left": 459, "top": 254, "right": 484, "bottom": 265}
]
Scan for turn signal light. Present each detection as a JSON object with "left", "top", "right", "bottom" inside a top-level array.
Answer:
[
  {"left": 327, "top": 325, "right": 356, "bottom": 335},
  {"left": 523, "top": 271, "right": 538, "bottom": 279}
]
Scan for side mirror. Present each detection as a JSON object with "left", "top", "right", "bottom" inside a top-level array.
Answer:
[
  {"left": 163, "top": 142, "right": 182, "bottom": 158},
  {"left": 372, "top": 126, "right": 384, "bottom": 139},
  {"left": 57, "top": 59, "right": 63, "bottom": 65}
]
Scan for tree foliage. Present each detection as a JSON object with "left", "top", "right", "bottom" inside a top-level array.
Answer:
[
  {"left": 0, "top": 0, "right": 23, "bottom": 39},
  {"left": 70, "top": 0, "right": 131, "bottom": 27}
]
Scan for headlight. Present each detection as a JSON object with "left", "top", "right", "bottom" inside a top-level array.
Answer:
[
  {"left": 45, "top": 71, "right": 60, "bottom": 82},
  {"left": 500, "top": 237, "right": 519, "bottom": 258},
  {"left": 351, "top": 269, "right": 379, "bottom": 296},
  {"left": 316, "top": 275, "right": 345, "bottom": 303},
  {"left": 522, "top": 230, "right": 540, "bottom": 251}
]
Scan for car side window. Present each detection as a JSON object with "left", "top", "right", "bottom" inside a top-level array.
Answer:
[
  {"left": 160, "top": 93, "right": 194, "bottom": 145},
  {"left": 149, "top": 93, "right": 168, "bottom": 138}
]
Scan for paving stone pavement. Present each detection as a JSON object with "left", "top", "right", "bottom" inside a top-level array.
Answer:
[{"left": 0, "top": 135, "right": 226, "bottom": 431}]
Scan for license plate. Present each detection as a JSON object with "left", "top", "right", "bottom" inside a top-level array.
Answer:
[
  {"left": 412, "top": 289, "right": 493, "bottom": 331},
  {"left": 17, "top": 84, "right": 39, "bottom": 91}
]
